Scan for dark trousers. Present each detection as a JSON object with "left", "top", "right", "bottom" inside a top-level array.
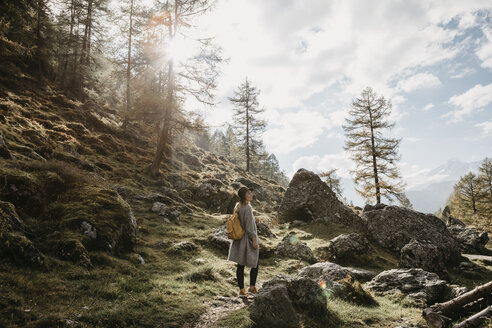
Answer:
[{"left": 236, "top": 263, "right": 259, "bottom": 289}]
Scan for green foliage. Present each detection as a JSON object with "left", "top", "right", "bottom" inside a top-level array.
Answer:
[{"left": 343, "top": 87, "right": 405, "bottom": 204}]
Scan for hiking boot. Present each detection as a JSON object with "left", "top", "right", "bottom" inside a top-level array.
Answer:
[
  {"left": 248, "top": 286, "right": 258, "bottom": 294},
  {"left": 239, "top": 288, "right": 247, "bottom": 297}
]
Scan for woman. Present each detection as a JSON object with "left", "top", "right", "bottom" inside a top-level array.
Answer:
[{"left": 228, "top": 186, "right": 260, "bottom": 296}]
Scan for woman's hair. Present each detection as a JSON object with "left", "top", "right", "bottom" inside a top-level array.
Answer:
[{"left": 238, "top": 196, "right": 247, "bottom": 206}]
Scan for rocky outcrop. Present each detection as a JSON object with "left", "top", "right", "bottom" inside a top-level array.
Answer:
[
  {"left": 275, "top": 233, "right": 316, "bottom": 263},
  {"left": 366, "top": 268, "right": 450, "bottom": 305},
  {"left": 362, "top": 204, "right": 461, "bottom": 272},
  {"left": 277, "top": 169, "right": 363, "bottom": 228},
  {"left": 250, "top": 274, "right": 336, "bottom": 328},
  {"left": 298, "top": 262, "right": 376, "bottom": 283},
  {"left": 256, "top": 222, "right": 276, "bottom": 238},
  {"left": 446, "top": 220, "right": 490, "bottom": 255},
  {"left": 317, "top": 233, "right": 369, "bottom": 261}
]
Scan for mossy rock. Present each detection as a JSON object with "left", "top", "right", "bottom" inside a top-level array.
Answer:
[
  {"left": 0, "top": 166, "right": 42, "bottom": 213},
  {"left": 46, "top": 186, "right": 137, "bottom": 254},
  {"left": 0, "top": 232, "right": 44, "bottom": 267},
  {"left": 46, "top": 232, "right": 91, "bottom": 267}
]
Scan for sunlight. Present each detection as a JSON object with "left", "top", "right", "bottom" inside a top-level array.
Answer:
[{"left": 163, "top": 34, "right": 194, "bottom": 61}]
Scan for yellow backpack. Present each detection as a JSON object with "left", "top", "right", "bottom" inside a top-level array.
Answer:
[{"left": 226, "top": 210, "right": 245, "bottom": 240}]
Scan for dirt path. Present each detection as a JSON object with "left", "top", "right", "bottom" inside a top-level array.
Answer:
[{"left": 183, "top": 283, "right": 262, "bottom": 328}]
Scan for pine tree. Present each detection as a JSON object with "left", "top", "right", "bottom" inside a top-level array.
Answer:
[
  {"left": 319, "top": 169, "right": 344, "bottom": 199},
  {"left": 343, "top": 87, "right": 405, "bottom": 204},
  {"left": 229, "top": 78, "right": 266, "bottom": 172},
  {"left": 451, "top": 172, "right": 483, "bottom": 225}
]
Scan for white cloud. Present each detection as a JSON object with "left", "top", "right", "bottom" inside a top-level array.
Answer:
[
  {"left": 423, "top": 103, "right": 435, "bottom": 111},
  {"left": 444, "top": 83, "right": 492, "bottom": 122},
  {"left": 476, "top": 120, "right": 492, "bottom": 136},
  {"left": 477, "top": 27, "right": 492, "bottom": 70},
  {"left": 397, "top": 73, "right": 441, "bottom": 93},
  {"left": 262, "top": 109, "right": 332, "bottom": 154},
  {"left": 291, "top": 152, "right": 354, "bottom": 179}
]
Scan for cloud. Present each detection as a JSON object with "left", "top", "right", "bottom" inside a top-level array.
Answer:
[
  {"left": 291, "top": 152, "right": 354, "bottom": 178},
  {"left": 444, "top": 83, "right": 492, "bottom": 122},
  {"left": 262, "top": 109, "right": 332, "bottom": 154},
  {"left": 397, "top": 73, "right": 442, "bottom": 93},
  {"left": 476, "top": 120, "right": 492, "bottom": 136},
  {"left": 423, "top": 103, "right": 435, "bottom": 111},
  {"left": 477, "top": 26, "right": 492, "bottom": 70}
]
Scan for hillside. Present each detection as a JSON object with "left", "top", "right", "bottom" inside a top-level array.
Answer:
[{"left": 1, "top": 72, "right": 491, "bottom": 328}]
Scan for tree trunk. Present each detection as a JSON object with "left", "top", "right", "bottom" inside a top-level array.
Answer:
[
  {"left": 246, "top": 96, "right": 250, "bottom": 172},
  {"left": 123, "top": 0, "right": 134, "bottom": 130},
  {"left": 368, "top": 107, "right": 380, "bottom": 203},
  {"left": 422, "top": 281, "right": 492, "bottom": 328},
  {"left": 453, "top": 306, "right": 491, "bottom": 328}
]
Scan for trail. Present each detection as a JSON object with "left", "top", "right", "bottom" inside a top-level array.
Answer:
[{"left": 183, "top": 283, "right": 263, "bottom": 328}]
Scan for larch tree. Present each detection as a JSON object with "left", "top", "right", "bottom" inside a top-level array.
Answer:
[
  {"left": 451, "top": 172, "right": 483, "bottom": 226},
  {"left": 229, "top": 78, "right": 266, "bottom": 172},
  {"left": 478, "top": 157, "right": 492, "bottom": 212},
  {"left": 319, "top": 169, "right": 344, "bottom": 199},
  {"left": 343, "top": 87, "right": 405, "bottom": 204}
]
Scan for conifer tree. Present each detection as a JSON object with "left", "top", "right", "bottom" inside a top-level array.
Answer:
[
  {"left": 343, "top": 87, "right": 405, "bottom": 204},
  {"left": 319, "top": 169, "right": 343, "bottom": 199},
  {"left": 229, "top": 78, "right": 266, "bottom": 172},
  {"left": 451, "top": 172, "right": 483, "bottom": 225}
]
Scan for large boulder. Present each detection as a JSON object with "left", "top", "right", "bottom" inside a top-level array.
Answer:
[
  {"left": 298, "top": 262, "right": 376, "bottom": 283},
  {"left": 250, "top": 274, "right": 336, "bottom": 328},
  {"left": 362, "top": 204, "right": 461, "bottom": 268},
  {"left": 399, "top": 239, "right": 447, "bottom": 276},
  {"left": 317, "top": 233, "right": 369, "bottom": 261},
  {"left": 209, "top": 225, "right": 231, "bottom": 250},
  {"left": 0, "top": 201, "right": 44, "bottom": 267},
  {"left": 189, "top": 183, "right": 236, "bottom": 213},
  {"left": 278, "top": 169, "right": 363, "bottom": 228},
  {"left": 276, "top": 233, "right": 316, "bottom": 263},
  {"left": 366, "top": 268, "right": 449, "bottom": 305},
  {"left": 446, "top": 222, "right": 490, "bottom": 255}
]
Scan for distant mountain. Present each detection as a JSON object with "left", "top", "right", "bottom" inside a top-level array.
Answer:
[{"left": 406, "top": 159, "right": 482, "bottom": 213}]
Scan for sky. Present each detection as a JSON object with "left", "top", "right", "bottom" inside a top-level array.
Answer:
[{"left": 183, "top": 0, "right": 492, "bottom": 199}]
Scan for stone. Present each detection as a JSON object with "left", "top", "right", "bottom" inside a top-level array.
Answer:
[
  {"left": 318, "top": 233, "right": 369, "bottom": 261},
  {"left": 249, "top": 284, "right": 299, "bottom": 328},
  {"left": 446, "top": 223, "right": 490, "bottom": 255},
  {"left": 194, "top": 258, "right": 207, "bottom": 265},
  {"left": 81, "top": 221, "right": 97, "bottom": 240},
  {"left": 362, "top": 205, "right": 461, "bottom": 268},
  {"left": 256, "top": 222, "right": 276, "bottom": 238},
  {"left": 278, "top": 169, "right": 363, "bottom": 228},
  {"left": 172, "top": 241, "right": 199, "bottom": 252},
  {"left": 209, "top": 225, "right": 231, "bottom": 251},
  {"left": 151, "top": 202, "right": 168, "bottom": 213},
  {"left": 275, "top": 233, "right": 316, "bottom": 263},
  {"left": 298, "top": 262, "right": 376, "bottom": 283},
  {"left": 399, "top": 239, "right": 447, "bottom": 276},
  {"left": 366, "top": 268, "right": 449, "bottom": 305},
  {"left": 446, "top": 216, "right": 466, "bottom": 227}
]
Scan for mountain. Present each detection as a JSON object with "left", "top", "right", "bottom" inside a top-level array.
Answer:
[{"left": 406, "top": 159, "right": 482, "bottom": 213}]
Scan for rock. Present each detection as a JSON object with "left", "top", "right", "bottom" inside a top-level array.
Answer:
[
  {"left": 137, "top": 254, "right": 145, "bottom": 265},
  {"left": 275, "top": 233, "right": 316, "bottom": 263},
  {"left": 190, "top": 183, "right": 236, "bottom": 213},
  {"left": 151, "top": 202, "right": 181, "bottom": 223},
  {"left": 446, "top": 216, "right": 466, "bottom": 227},
  {"left": 194, "top": 258, "right": 207, "bottom": 265},
  {"left": 256, "top": 222, "right": 276, "bottom": 238},
  {"left": 152, "top": 202, "right": 168, "bottom": 213},
  {"left": 209, "top": 225, "right": 231, "bottom": 251},
  {"left": 249, "top": 284, "right": 299, "bottom": 328},
  {"left": 278, "top": 168, "right": 363, "bottom": 228},
  {"left": 49, "top": 233, "right": 92, "bottom": 267},
  {"left": 362, "top": 205, "right": 461, "bottom": 268},
  {"left": 172, "top": 241, "right": 198, "bottom": 252},
  {"left": 399, "top": 239, "right": 447, "bottom": 276},
  {"left": 446, "top": 224, "right": 490, "bottom": 255},
  {"left": 0, "top": 201, "right": 44, "bottom": 267},
  {"left": 81, "top": 221, "right": 97, "bottom": 240},
  {"left": 250, "top": 274, "right": 335, "bottom": 327},
  {"left": 318, "top": 233, "right": 369, "bottom": 261},
  {"left": 298, "top": 262, "right": 376, "bottom": 283},
  {"left": 366, "top": 268, "right": 449, "bottom": 305}
]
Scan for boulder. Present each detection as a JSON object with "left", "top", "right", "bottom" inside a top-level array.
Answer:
[
  {"left": 318, "top": 233, "right": 369, "bottom": 261},
  {"left": 362, "top": 205, "right": 461, "bottom": 268},
  {"left": 250, "top": 274, "right": 335, "bottom": 327},
  {"left": 209, "top": 225, "right": 231, "bottom": 250},
  {"left": 446, "top": 223, "right": 490, "bottom": 255},
  {"left": 366, "top": 268, "right": 449, "bottom": 305},
  {"left": 151, "top": 202, "right": 181, "bottom": 223},
  {"left": 278, "top": 169, "right": 363, "bottom": 228},
  {"left": 190, "top": 183, "right": 236, "bottom": 213},
  {"left": 172, "top": 241, "right": 199, "bottom": 253},
  {"left": 276, "top": 233, "right": 316, "bottom": 263},
  {"left": 399, "top": 239, "right": 447, "bottom": 276},
  {"left": 256, "top": 222, "right": 276, "bottom": 238},
  {"left": 298, "top": 262, "right": 376, "bottom": 283}
]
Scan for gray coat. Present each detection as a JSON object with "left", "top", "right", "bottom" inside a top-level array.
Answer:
[{"left": 227, "top": 202, "right": 259, "bottom": 268}]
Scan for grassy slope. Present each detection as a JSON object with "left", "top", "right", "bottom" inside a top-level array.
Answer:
[{"left": 0, "top": 71, "right": 491, "bottom": 328}]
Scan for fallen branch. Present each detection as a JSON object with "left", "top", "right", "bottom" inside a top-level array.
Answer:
[
  {"left": 453, "top": 306, "right": 492, "bottom": 328},
  {"left": 423, "top": 281, "right": 492, "bottom": 328}
]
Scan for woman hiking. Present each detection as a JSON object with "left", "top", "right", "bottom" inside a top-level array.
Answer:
[{"left": 228, "top": 186, "right": 260, "bottom": 296}]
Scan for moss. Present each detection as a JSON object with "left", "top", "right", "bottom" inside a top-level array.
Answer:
[
  {"left": 0, "top": 231, "right": 44, "bottom": 267},
  {"left": 182, "top": 266, "right": 218, "bottom": 282},
  {"left": 45, "top": 232, "right": 92, "bottom": 267}
]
